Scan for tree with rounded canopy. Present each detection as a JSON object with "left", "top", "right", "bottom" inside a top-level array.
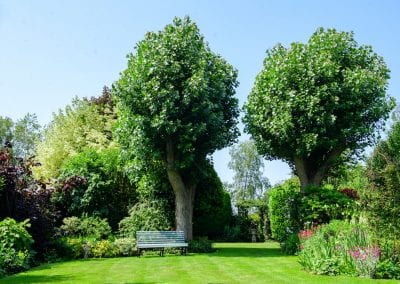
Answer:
[
  {"left": 244, "top": 28, "right": 395, "bottom": 190},
  {"left": 113, "top": 16, "right": 239, "bottom": 240}
]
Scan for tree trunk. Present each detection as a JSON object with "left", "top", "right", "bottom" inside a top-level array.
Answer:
[
  {"left": 294, "top": 146, "right": 345, "bottom": 192},
  {"left": 166, "top": 140, "right": 196, "bottom": 240},
  {"left": 294, "top": 157, "right": 310, "bottom": 192}
]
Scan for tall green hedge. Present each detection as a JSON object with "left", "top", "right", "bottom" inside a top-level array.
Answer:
[
  {"left": 193, "top": 166, "right": 232, "bottom": 239},
  {"left": 268, "top": 178, "right": 301, "bottom": 241}
]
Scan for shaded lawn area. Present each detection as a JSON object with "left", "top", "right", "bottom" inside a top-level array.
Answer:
[{"left": 1, "top": 242, "right": 397, "bottom": 284}]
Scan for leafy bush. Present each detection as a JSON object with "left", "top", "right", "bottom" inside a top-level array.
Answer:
[
  {"left": 0, "top": 147, "right": 58, "bottom": 259},
  {"left": 269, "top": 177, "right": 357, "bottom": 247},
  {"left": 280, "top": 233, "right": 300, "bottom": 255},
  {"left": 114, "top": 238, "right": 136, "bottom": 256},
  {"left": 375, "top": 259, "right": 400, "bottom": 280},
  {"left": 188, "top": 237, "right": 215, "bottom": 253},
  {"left": 61, "top": 237, "right": 86, "bottom": 259},
  {"left": 300, "top": 184, "right": 356, "bottom": 224},
  {"left": 193, "top": 167, "right": 232, "bottom": 239},
  {"left": 91, "top": 240, "right": 118, "bottom": 258},
  {"left": 59, "top": 237, "right": 121, "bottom": 259},
  {"left": 222, "top": 225, "right": 242, "bottom": 242},
  {"left": 298, "top": 220, "right": 379, "bottom": 277},
  {"left": 53, "top": 147, "right": 137, "bottom": 230},
  {"left": 118, "top": 200, "right": 171, "bottom": 238},
  {"left": 268, "top": 178, "right": 301, "bottom": 242},
  {"left": 60, "top": 215, "right": 111, "bottom": 239},
  {"left": 0, "top": 218, "right": 33, "bottom": 276}
]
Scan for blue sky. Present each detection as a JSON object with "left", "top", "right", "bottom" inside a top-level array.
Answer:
[{"left": 0, "top": 0, "right": 399, "bottom": 185}]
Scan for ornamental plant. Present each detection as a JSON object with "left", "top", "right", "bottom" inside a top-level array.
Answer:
[
  {"left": 0, "top": 218, "right": 33, "bottom": 277},
  {"left": 298, "top": 220, "right": 380, "bottom": 278},
  {"left": 349, "top": 245, "right": 380, "bottom": 277}
]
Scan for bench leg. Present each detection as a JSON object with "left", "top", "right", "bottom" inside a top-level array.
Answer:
[
  {"left": 159, "top": 248, "right": 164, "bottom": 257},
  {"left": 137, "top": 248, "right": 141, "bottom": 257}
]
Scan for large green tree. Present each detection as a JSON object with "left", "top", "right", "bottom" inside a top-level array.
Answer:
[
  {"left": 114, "top": 17, "right": 239, "bottom": 239},
  {"left": 228, "top": 140, "right": 270, "bottom": 203},
  {"left": 244, "top": 28, "right": 394, "bottom": 190}
]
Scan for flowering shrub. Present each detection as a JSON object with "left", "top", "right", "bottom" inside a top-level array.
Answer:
[
  {"left": 349, "top": 245, "right": 380, "bottom": 277},
  {"left": 90, "top": 240, "right": 118, "bottom": 258},
  {"left": 298, "top": 220, "right": 379, "bottom": 277},
  {"left": 113, "top": 238, "right": 136, "bottom": 256}
]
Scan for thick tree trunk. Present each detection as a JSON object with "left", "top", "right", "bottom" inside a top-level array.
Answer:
[
  {"left": 294, "top": 157, "right": 310, "bottom": 192},
  {"left": 166, "top": 140, "right": 196, "bottom": 240},
  {"left": 294, "top": 146, "right": 345, "bottom": 192}
]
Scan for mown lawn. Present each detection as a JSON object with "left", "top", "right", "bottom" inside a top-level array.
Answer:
[{"left": 1, "top": 242, "right": 397, "bottom": 284}]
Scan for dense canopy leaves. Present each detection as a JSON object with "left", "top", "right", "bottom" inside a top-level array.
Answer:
[
  {"left": 244, "top": 28, "right": 394, "bottom": 186},
  {"left": 114, "top": 16, "right": 240, "bottom": 171}
]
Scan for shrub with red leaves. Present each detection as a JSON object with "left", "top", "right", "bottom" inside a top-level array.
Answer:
[
  {"left": 339, "top": 187, "right": 359, "bottom": 200},
  {"left": 0, "top": 145, "right": 59, "bottom": 258}
]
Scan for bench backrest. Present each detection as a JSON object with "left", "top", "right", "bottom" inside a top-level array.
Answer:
[{"left": 136, "top": 231, "right": 186, "bottom": 244}]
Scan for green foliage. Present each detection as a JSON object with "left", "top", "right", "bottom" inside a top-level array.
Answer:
[
  {"left": 34, "top": 96, "right": 116, "bottom": 180},
  {"left": 375, "top": 259, "right": 400, "bottom": 280},
  {"left": 325, "top": 163, "right": 368, "bottom": 192},
  {"left": 188, "top": 237, "right": 215, "bottom": 253},
  {"left": 0, "top": 114, "right": 41, "bottom": 159},
  {"left": 0, "top": 218, "right": 33, "bottom": 254},
  {"left": 0, "top": 218, "right": 33, "bottom": 276},
  {"left": 91, "top": 240, "right": 119, "bottom": 258},
  {"left": 118, "top": 200, "right": 171, "bottom": 238},
  {"left": 60, "top": 237, "right": 85, "bottom": 259},
  {"left": 0, "top": 116, "right": 14, "bottom": 147},
  {"left": 113, "top": 238, "right": 136, "bottom": 256},
  {"left": 53, "top": 147, "right": 136, "bottom": 229},
  {"left": 114, "top": 16, "right": 239, "bottom": 170},
  {"left": 268, "top": 177, "right": 356, "bottom": 243},
  {"left": 59, "top": 215, "right": 111, "bottom": 240},
  {"left": 365, "top": 121, "right": 400, "bottom": 240},
  {"left": 244, "top": 27, "right": 394, "bottom": 186},
  {"left": 268, "top": 178, "right": 301, "bottom": 241},
  {"left": 227, "top": 140, "right": 270, "bottom": 202},
  {"left": 57, "top": 237, "right": 136, "bottom": 259},
  {"left": 193, "top": 167, "right": 232, "bottom": 239},
  {"left": 222, "top": 225, "right": 242, "bottom": 242},
  {"left": 298, "top": 221, "right": 378, "bottom": 277},
  {"left": 280, "top": 233, "right": 300, "bottom": 255},
  {"left": 227, "top": 199, "right": 269, "bottom": 242},
  {"left": 12, "top": 113, "right": 42, "bottom": 158},
  {"left": 300, "top": 184, "right": 356, "bottom": 224}
]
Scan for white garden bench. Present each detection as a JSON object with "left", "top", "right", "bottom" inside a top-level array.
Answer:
[{"left": 136, "top": 231, "right": 188, "bottom": 257}]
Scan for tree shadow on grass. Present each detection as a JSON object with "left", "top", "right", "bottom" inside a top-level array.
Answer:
[
  {"left": 209, "top": 247, "right": 284, "bottom": 258},
  {"left": 0, "top": 274, "right": 74, "bottom": 283}
]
